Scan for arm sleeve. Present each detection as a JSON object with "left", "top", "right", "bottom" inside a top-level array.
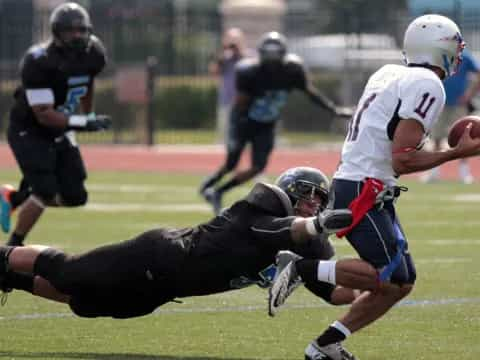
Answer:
[
  {"left": 21, "top": 54, "right": 50, "bottom": 89},
  {"left": 235, "top": 60, "right": 254, "bottom": 94},
  {"left": 89, "top": 36, "right": 107, "bottom": 77},
  {"left": 292, "top": 63, "right": 308, "bottom": 91},
  {"left": 250, "top": 215, "right": 296, "bottom": 249},
  {"left": 292, "top": 233, "right": 335, "bottom": 260},
  {"left": 398, "top": 77, "right": 445, "bottom": 133}
]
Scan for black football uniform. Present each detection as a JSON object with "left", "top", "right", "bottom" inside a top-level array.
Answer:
[
  {"left": 9, "top": 35, "right": 106, "bottom": 139},
  {"left": 236, "top": 54, "right": 307, "bottom": 124},
  {"left": 227, "top": 54, "right": 308, "bottom": 170},
  {"left": 7, "top": 36, "right": 106, "bottom": 205},
  {"left": 33, "top": 183, "right": 335, "bottom": 319}
]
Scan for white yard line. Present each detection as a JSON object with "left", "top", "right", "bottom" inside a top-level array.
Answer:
[{"left": 1, "top": 297, "right": 480, "bottom": 321}]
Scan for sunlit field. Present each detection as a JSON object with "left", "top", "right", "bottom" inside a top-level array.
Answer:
[{"left": 1, "top": 169, "right": 479, "bottom": 360}]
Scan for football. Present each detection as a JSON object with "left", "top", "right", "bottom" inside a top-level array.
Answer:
[{"left": 447, "top": 115, "right": 480, "bottom": 147}]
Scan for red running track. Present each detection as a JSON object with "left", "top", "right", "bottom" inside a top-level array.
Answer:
[{"left": 0, "top": 143, "right": 479, "bottom": 180}]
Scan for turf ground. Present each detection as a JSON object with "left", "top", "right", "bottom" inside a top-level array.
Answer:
[{"left": 1, "top": 169, "right": 480, "bottom": 360}]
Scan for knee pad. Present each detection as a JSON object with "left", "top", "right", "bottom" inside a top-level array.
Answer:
[{"left": 60, "top": 189, "right": 88, "bottom": 207}]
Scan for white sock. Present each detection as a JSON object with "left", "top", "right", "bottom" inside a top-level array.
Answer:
[{"left": 317, "top": 260, "right": 336, "bottom": 285}]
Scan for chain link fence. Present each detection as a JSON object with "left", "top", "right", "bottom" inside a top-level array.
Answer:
[{"left": 1, "top": 0, "right": 479, "bottom": 145}]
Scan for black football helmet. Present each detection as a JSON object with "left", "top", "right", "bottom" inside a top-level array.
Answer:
[
  {"left": 258, "top": 31, "right": 287, "bottom": 63},
  {"left": 275, "top": 167, "right": 330, "bottom": 213},
  {"left": 50, "top": 2, "right": 92, "bottom": 52}
]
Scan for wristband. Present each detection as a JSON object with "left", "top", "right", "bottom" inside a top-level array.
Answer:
[
  {"left": 305, "top": 217, "right": 322, "bottom": 236},
  {"left": 68, "top": 115, "right": 88, "bottom": 127}
]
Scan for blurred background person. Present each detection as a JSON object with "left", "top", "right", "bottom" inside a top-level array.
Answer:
[
  {"left": 422, "top": 48, "right": 480, "bottom": 184},
  {"left": 0, "top": 2, "right": 110, "bottom": 246},
  {"left": 209, "top": 27, "right": 249, "bottom": 143},
  {"left": 200, "top": 31, "right": 353, "bottom": 215}
]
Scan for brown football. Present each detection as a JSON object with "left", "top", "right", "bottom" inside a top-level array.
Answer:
[{"left": 447, "top": 115, "right": 480, "bottom": 148}]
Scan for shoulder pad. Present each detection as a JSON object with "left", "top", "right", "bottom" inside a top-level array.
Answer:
[
  {"left": 244, "top": 183, "right": 294, "bottom": 217},
  {"left": 89, "top": 35, "right": 107, "bottom": 57},
  {"left": 26, "top": 44, "right": 48, "bottom": 60},
  {"left": 236, "top": 57, "right": 259, "bottom": 72},
  {"left": 284, "top": 53, "right": 304, "bottom": 67}
]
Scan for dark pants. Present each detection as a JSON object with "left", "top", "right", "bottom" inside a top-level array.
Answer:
[
  {"left": 225, "top": 116, "right": 275, "bottom": 171},
  {"left": 34, "top": 229, "right": 188, "bottom": 318},
  {"left": 331, "top": 179, "right": 416, "bottom": 285},
  {"left": 8, "top": 128, "right": 87, "bottom": 206}
]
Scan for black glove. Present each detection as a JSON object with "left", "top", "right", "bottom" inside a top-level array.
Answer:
[
  {"left": 84, "top": 114, "right": 112, "bottom": 132},
  {"left": 315, "top": 209, "right": 353, "bottom": 234},
  {"left": 68, "top": 113, "right": 112, "bottom": 132}
]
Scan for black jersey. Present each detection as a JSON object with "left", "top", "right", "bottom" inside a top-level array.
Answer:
[
  {"left": 9, "top": 36, "right": 107, "bottom": 139},
  {"left": 174, "top": 182, "right": 334, "bottom": 297},
  {"left": 235, "top": 54, "right": 308, "bottom": 123}
]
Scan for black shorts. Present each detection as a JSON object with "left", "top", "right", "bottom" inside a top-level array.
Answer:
[
  {"left": 331, "top": 179, "right": 416, "bottom": 285},
  {"left": 35, "top": 228, "right": 189, "bottom": 318},
  {"left": 7, "top": 128, "right": 87, "bottom": 201},
  {"left": 227, "top": 118, "right": 275, "bottom": 169}
]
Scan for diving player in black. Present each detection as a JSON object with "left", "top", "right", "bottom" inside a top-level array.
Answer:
[
  {"left": 0, "top": 3, "right": 110, "bottom": 246},
  {"left": 0, "top": 167, "right": 378, "bottom": 319},
  {"left": 199, "top": 31, "right": 353, "bottom": 214}
]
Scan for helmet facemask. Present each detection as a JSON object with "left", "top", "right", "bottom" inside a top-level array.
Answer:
[{"left": 288, "top": 180, "right": 328, "bottom": 217}]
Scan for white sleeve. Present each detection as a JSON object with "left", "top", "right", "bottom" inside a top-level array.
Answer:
[
  {"left": 25, "top": 88, "right": 54, "bottom": 106},
  {"left": 398, "top": 78, "right": 445, "bottom": 133}
]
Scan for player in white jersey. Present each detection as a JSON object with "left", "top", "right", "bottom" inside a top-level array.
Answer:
[{"left": 269, "top": 14, "right": 480, "bottom": 360}]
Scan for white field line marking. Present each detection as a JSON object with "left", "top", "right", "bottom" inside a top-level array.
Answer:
[
  {"left": 453, "top": 194, "right": 480, "bottom": 202},
  {"left": 1, "top": 297, "right": 480, "bottom": 321},
  {"left": 88, "top": 183, "right": 195, "bottom": 193},
  {"left": 84, "top": 203, "right": 210, "bottom": 212}
]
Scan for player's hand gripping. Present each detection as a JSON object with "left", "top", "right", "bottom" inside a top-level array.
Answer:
[{"left": 453, "top": 123, "right": 480, "bottom": 158}]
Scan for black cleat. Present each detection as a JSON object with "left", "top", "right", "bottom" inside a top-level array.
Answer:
[
  {"left": 268, "top": 251, "right": 303, "bottom": 317},
  {"left": 201, "top": 188, "right": 222, "bottom": 215}
]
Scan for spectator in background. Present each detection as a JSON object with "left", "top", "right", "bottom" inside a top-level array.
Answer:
[
  {"left": 423, "top": 49, "right": 480, "bottom": 184},
  {"left": 209, "top": 27, "right": 249, "bottom": 142},
  {"left": 200, "top": 31, "right": 353, "bottom": 215}
]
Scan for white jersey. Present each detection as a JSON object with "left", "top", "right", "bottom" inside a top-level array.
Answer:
[{"left": 334, "top": 64, "right": 445, "bottom": 185}]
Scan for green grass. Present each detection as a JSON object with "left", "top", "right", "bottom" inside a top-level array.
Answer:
[{"left": 1, "top": 169, "right": 480, "bottom": 359}]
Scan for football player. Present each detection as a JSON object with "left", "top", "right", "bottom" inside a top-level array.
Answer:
[
  {"left": 199, "top": 31, "right": 353, "bottom": 214},
  {"left": 0, "top": 167, "right": 379, "bottom": 321},
  {"left": 0, "top": 3, "right": 110, "bottom": 246},
  {"left": 270, "top": 15, "right": 480, "bottom": 360}
]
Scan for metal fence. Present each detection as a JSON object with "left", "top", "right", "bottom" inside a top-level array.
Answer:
[{"left": 1, "top": 1, "right": 480, "bottom": 144}]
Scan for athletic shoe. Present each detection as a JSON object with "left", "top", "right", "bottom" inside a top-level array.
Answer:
[
  {"left": 268, "top": 251, "right": 302, "bottom": 317},
  {"left": 201, "top": 187, "right": 222, "bottom": 215},
  {"left": 0, "top": 184, "right": 14, "bottom": 234},
  {"left": 305, "top": 341, "right": 358, "bottom": 360}
]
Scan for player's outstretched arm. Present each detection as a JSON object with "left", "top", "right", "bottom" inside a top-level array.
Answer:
[
  {"left": 392, "top": 118, "right": 480, "bottom": 175},
  {"left": 304, "top": 82, "right": 353, "bottom": 118}
]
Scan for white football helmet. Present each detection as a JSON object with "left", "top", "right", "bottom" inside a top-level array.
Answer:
[{"left": 403, "top": 14, "right": 465, "bottom": 77}]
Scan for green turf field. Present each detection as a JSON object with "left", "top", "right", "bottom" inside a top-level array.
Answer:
[{"left": 1, "top": 169, "right": 479, "bottom": 360}]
